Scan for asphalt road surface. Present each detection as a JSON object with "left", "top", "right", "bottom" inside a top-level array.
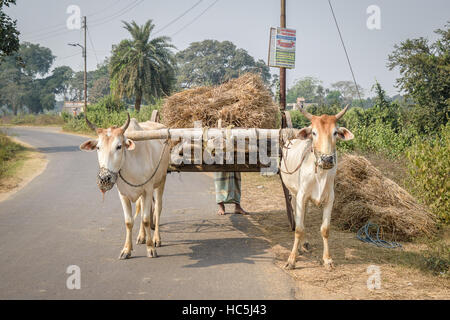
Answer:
[{"left": 0, "top": 127, "right": 297, "bottom": 299}]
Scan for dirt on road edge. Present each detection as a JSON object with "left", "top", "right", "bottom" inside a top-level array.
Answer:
[{"left": 0, "top": 136, "right": 48, "bottom": 203}]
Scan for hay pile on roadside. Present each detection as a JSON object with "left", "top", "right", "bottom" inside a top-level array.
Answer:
[
  {"left": 161, "top": 73, "right": 279, "bottom": 129},
  {"left": 333, "top": 154, "right": 436, "bottom": 241}
]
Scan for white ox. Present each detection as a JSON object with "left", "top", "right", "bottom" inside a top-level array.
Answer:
[
  {"left": 280, "top": 103, "right": 354, "bottom": 270},
  {"left": 80, "top": 114, "right": 170, "bottom": 259}
]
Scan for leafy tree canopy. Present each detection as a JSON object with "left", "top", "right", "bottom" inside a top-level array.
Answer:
[
  {"left": 176, "top": 40, "right": 271, "bottom": 88},
  {"left": 0, "top": 43, "right": 68, "bottom": 114},
  {"left": 388, "top": 22, "right": 449, "bottom": 133},
  {"left": 0, "top": 0, "right": 20, "bottom": 61},
  {"left": 286, "top": 76, "right": 322, "bottom": 103},
  {"left": 331, "top": 80, "right": 364, "bottom": 103},
  {"left": 18, "top": 42, "right": 55, "bottom": 77},
  {"left": 110, "top": 20, "right": 176, "bottom": 112}
]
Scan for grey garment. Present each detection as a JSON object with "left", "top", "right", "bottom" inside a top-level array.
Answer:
[{"left": 214, "top": 172, "right": 241, "bottom": 204}]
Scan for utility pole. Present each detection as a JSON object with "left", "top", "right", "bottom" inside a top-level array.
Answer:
[
  {"left": 278, "top": 0, "right": 296, "bottom": 231},
  {"left": 279, "top": 0, "right": 286, "bottom": 113},
  {"left": 83, "top": 16, "right": 87, "bottom": 114},
  {"left": 68, "top": 16, "right": 88, "bottom": 116}
]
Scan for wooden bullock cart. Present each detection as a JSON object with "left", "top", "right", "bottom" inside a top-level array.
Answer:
[{"left": 127, "top": 109, "right": 297, "bottom": 231}]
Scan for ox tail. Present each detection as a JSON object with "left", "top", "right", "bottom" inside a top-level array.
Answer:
[{"left": 133, "top": 196, "right": 156, "bottom": 231}]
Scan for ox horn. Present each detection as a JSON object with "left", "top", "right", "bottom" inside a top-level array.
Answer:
[
  {"left": 85, "top": 114, "right": 97, "bottom": 132},
  {"left": 120, "top": 113, "right": 130, "bottom": 132},
  {"left": 335, "top": 104, "right": 349, "bottom": 120},
  {"left": 299, "top": 105, "right": 313, "bottom": 121}
]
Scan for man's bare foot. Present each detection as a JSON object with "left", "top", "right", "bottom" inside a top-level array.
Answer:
[
  {"left": 217, "top": 203, "right": 226, "bottom": 215},
  {"left": 234, "top": 203, "right": 248, "bottom": 215}
]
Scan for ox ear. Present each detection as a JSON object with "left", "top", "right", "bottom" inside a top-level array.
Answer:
[
  {"left": 297, "top": 127, "right": 312, "bottom": 140},
  {"left": 337, "top": 127, "right": 354, "bottom": 141},
  {"left": 80, "top": 139, "right": 98, "bottom": 151},
  {"left": 125, "top": 139, "right": 135, "bottom": 151}
]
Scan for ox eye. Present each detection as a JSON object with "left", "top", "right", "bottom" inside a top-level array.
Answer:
[
  {"left": 312, "top": 132, "right": 317, "bottom": 136},
  {"left": 116, "top": 145, "right": 122, "bottom": 150},
  {"left": 333, "top": 131, "right": 338, "bottom": 136}
]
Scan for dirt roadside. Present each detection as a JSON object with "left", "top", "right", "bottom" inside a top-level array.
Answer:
[
  {"left": 239, "top": 172, "right": 449, "bottom": 300},
  {"left": 0, "top": 136, "right": 48, "bottom": 203}
]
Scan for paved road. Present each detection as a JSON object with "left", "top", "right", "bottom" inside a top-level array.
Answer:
[{"left": 0, "top": 127, "right": 296, "bottom": 299}]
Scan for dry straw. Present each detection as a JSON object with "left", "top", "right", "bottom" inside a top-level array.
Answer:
[
  {"left": 333, "top": 154, "right": 436, "bottom": 241},
  {"left": 161, "top": 73, "right": 280, "bottom": 129}
]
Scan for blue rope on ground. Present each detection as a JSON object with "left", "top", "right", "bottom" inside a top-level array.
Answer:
[{"left": 356, "top": 222, "right": 402, "bottom": 249}]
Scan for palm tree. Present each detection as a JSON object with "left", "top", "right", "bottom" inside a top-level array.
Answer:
[{"left": 110, "top": 20, "right": 176, "bottom": 112}]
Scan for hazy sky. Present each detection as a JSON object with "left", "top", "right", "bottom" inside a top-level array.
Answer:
[{"left": 6, "top": 0, "right": 450, "bottom": 96}]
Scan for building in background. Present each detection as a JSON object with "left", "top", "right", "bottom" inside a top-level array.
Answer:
[{"left": 62, "top": 101, "right": 87, "bottom": 116}]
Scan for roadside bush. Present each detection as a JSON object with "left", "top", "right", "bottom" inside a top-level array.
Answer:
[
  {"left": 96, "top": 95, "right": 127, "bottom": 113},
  {"left": 406, "top": 123, "right": 450, "bottom": 223},
  {"left": 1, "top": 113, "right": 64, "bottom": 126},
  {"left": 62, "top": 99, "right": 162, "bottom": 133},
  {"left": 344, "top": 121, "right": 413, "bottom": 157},
  {"left": 0, "top": 131, "right": 25, "bottom": 179}
]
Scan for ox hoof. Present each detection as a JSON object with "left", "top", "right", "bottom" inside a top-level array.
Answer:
[
  {"left": 323, "top": 259, "right": 335, "bottom": 271},
  {"left": 147, "top": 248, "right": 158, "bottom": 258},
  {"left": 154, "top": 240, "right": 162, "bottom": 247},
  {"left": 136, "top": 234, "right": 146, "bottom": 245},
  {"left": 284, "top": 262, "right": 295, "bottom": 270},
  {"left": 119, "top": 250, "right": 131, "bottom": 260}
]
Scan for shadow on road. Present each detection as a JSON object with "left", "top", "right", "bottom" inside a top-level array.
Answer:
[
  {"left": 37, "top": 145, "right": 80, "bottom": 153},
  {"left": 159, "top": 213, "right": 273, "bottom": 268},
  {"left": 182, "top": 236, "right": 271, "bottom": 268}
]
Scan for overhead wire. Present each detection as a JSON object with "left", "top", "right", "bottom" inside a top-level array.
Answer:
[
  {"left": 89, "top": 0, "right": 145, "bottom": 28},
  {"left": 327, "top": 0, "right": 364, "bottom": 105},
  {"left": 153, "top": 0, "right": 204, "bottom": 36},
  {"left": 22, "top": 0, "right": 141, "bottom": 41},
  {"left": 171, "top": 0, "right": 221, "bottom": 37},
  {"left": 87, "top": 26, "right": 100, "bottom": 66}
]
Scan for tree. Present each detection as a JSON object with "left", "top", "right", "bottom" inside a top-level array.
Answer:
[
  {"left": 0, "top": 59, "right": 27, "bottom": 114},
  {"left": 325, "top": 90, "right": 342, "bottom": 106},
  {"left": 286, "top": 76, "right": 322, "bottom": 103},
  {"left": 89, "top": 76, "right": 110, "bottom": 103},
  {"left": 88, "top": 60, "right": 110, "bottom": 103},
  {"left": 0, "top": 0, "right": 20, "bottom": 61},
  {"left": 110, "top": 20, "right": 176, "bottom": 112},
  {"left": 388, "top": 22, "right": 450, "bottom": 133},
  {"left": 68, "top": 71, "right": 86, "bottom": 102},
  {"left": 44, "top": 65, "right": 73, "bottom": 100},
  {"left": 18, "top": 42, "right": 55, "bottom": 77},
  {"left": 331, "top": 80, "right": 364, "bottom": 104},
  {"left": 176, "top": 40, "right": 271, "bottom": 88},
  {"left": 0, "top": 43, "right": 67, "bottom": 114}
]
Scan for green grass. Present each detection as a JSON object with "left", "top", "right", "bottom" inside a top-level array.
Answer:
[
  {"left": 0, "top": 114, "right": 65, "bottom": 126},
  {"left": 0, "top": 131, "right": 27, "bottom": 180}
]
